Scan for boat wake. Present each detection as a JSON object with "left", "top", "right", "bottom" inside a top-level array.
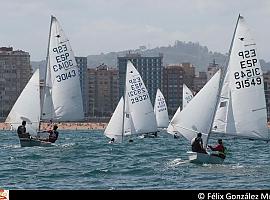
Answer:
[
  {"left": 1, "top": 144, "right": 21, "bottom": 149},
  {"left": 231, "top": 163, "right": 244, "bottom": 169},
  {"left": 167, "top": 158, "right": 189, "bottom": 167},
  {"left": 57, "top": 143, "right": 76, "bottom": 148}
]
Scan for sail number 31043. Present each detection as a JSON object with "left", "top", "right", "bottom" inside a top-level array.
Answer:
[{"left": 55, "top": 70, "right": 76, "bottom": 82}]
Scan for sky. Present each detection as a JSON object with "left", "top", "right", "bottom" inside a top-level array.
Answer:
[{"left": 1, "top": 0, "right": 270, "bottom": 61}]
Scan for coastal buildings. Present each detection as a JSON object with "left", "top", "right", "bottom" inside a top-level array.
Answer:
[
  {"left": 0, "top": 47, "right": 31, "bottom": 120},
  {"left": 117, "top": 53, "right": 163, "bottom": 104},
  {"left": 263, "top": 71, "right": 270, "bottom": 120},
  {"left": 207, "top": 59, "right": 220, "bottom": 81},
  {"left": 3, "top": 46, "right": 270, "bottom": 122},
  {"left": 193, "top": 71, "right": 207, "bottom": 93},
  {"left": 75, "top": 57, "right": 88, "bottom": 116},
  {"left": 162, "top": 63, "right": 195, "bottom": 116},
  {"left": 87, "top": 64, "right": 119, "bottom": 117}
]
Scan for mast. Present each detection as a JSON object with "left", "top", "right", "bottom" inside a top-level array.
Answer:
[
  {"left": 121, "top": 92, "right": 126, "bottom": 143},
  {"left": 121, "top": 60, "right": 128, "bottom": 142},
  {"left": 205, "top": 14, "right": 242, "bottom": 148},
  {"left": 39, "top": 15, "right": 54, "bottom": 131}
]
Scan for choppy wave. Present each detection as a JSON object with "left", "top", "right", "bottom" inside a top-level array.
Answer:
[{"left": 0, "top": 130, "right": 270, "bottom": 189}]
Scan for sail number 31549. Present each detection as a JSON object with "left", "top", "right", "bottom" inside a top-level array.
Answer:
[{"left": 234, "top": 49, "right": 262, "bottom": 89}]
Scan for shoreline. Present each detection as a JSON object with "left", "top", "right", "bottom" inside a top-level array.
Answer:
[
  {"left": 0, "top": 122, "right": 107, "bottom": 131},
  {"left": 1, "top": 122, "right": 270, "bottom": 131}
]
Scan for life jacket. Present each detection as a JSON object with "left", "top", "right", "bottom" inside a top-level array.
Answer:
[{"left": 218, "top": 145, "right": 227, "bottom": 158}]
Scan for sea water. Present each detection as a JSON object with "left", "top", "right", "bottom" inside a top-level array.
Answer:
[{"left": 0, "top": 129, "right": 270, "bottom": 189}]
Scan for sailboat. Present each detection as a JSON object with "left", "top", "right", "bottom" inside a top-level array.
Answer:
[
  {"left": 182, "top": 84, "right": 194, "bottom": 109},
  {"left": 5, "top": 16, "right": 84, "bottom": 147},
  {"left": 167, "top": 84, "right": 194, "bottom": 136},
  {"left": 168, "top": 14, "right": 268, "bottom": 164},
  {"left": 104, "top": 96, "right": 135, "bottom": 142},
  {"left": 154, "top": 88, "right": 169, "bottom": 129},
  {"left": 168, "top": 69, "right": 222, "bottom": 163},
  {"left": 104, "top": 60, "right": 158, "bottom": 142},
  {"left": 5, "top": 69, "right": 45, "bottom": 146},
  {"left": 212, "top": 15, "right": 268, "bottom": 142}
]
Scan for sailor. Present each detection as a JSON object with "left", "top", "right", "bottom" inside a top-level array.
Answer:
[
  {"left": 48, "top": 124, "right": 59, "bottom": 143},
  {"left": 208, "top": 139, "right": 227, "bottom": 159},
  {"left": 109, "top": 138, "right": 115, "bottom": 144},
  {"left": 174, "top": 133, "right": 179, "bottom": 139},
  {"left": 153, "top": 132, "right": 157, "bottom": 137},
  {"left": 17, "top": 121, "right": 31, "bottom": 139},
  {"left": 191, "top": 132, "right": 207, "bottom": 154}
]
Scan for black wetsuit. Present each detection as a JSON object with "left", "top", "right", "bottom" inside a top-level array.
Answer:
[
  {"left": 48, "top": 130, "right": 59, "bottom": 143},
  {"left": 17, "top": 125, "right": 30, "bottom": 138},
  {"left": 192, "top": 137, "right": 206, "bottom": 153}
]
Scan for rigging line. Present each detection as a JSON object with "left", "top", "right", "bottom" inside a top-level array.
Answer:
[{"left": 252, "top": 107, "right": 267, "bottom": 112}]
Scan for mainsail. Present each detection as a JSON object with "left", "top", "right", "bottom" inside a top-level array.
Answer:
[
  {"left": 41, "top": 16, "right": 84, "bottom": 122},
  {"left": 213, "top": 15, "right": 269, "bottom": 140},
  {"left": 154, "top": 88, "right": 169, "bottom": 128},
  {"left": 125, "top": 61, "right": 158, "bottom": 135}
]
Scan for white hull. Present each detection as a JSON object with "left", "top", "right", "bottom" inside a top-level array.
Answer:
[{"left": 187, "top": 151, "right": 224, "bottom": 164}]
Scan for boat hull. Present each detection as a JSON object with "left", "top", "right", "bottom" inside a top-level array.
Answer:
[
  {"left": 142, "top": 132, "right": 158, "bottom": 138},
  {"left": 187, "top": 151, "right": 225, "bottom": 164},
  {"left": 19, "top": 138, "right": 52, "bottom": 147}
]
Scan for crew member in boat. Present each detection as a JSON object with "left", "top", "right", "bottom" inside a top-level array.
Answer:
[
  {"left": 153, "top": 132, "right": 157, "bottom": 137},
  {"left": 47, "top": 124, "right": 59, "bottom": 143},
  {"left": 174, "top": 133, "right": 180, "bottom": 139},
  {"left": 191, "top": 132, "right": 207, "bottom": 154},
  {"left": 208, "top": 139, "right": 227, "bottom": 159},
  {"left": 17, "top": 120, "right": 31, "bottom": 139},
  {"left": 46, "top": 119, "right": 53, "bottom": 131},
  {"left": 109, "top": 138, "right": 115, "bottom": 143}
]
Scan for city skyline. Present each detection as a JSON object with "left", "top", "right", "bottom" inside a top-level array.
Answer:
[{"left": 1, "top": 0, "right": 270, "bottom": 61}]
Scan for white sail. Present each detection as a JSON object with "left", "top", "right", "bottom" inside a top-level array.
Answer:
[
  {"left": 123, "top": 92, "right": 136, "bottom": 136},
  {"left": 213, "top": 16, "right": 268, "bottom": 140},
  {"left": 5, "top": 69, "right": 41, "bottom": 136},
  {"left": 41, "top": 56, "right": 54, "bottom": 120},
  {"left": 125, "top": 61, "right": 158, "bottom": 134},
  {"left": 167, "top": 84, "right": 194, "bottom": 135},
  {"left": 212, "top": 68, "right": 231, "bottom": 133},
  {"left": 169, "top": 70, "right": 221, "bottom": 145},
  {"left": 42, "top": 16, "right": 84, "bottom": 121},
  {"left": 166, "top": 106, "right": 180, "bottom": 135},
  {"left": 104, "top": 97, "right": 125, "bottom": 142},
  {"left": 225, "top": 16, "right": 268, "bottom": 139},
  {"left": 182, "top": 84, "right": 194, "bottom": 109},
  {"left": 154, "top": 88, "right": 169, "bottom": 128},
  {"left": 104, "top": 94, "right": 136, "bottom": 142}
]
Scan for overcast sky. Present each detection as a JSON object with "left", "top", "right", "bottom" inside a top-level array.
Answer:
[{"left": 1, "top": 0, "right": 270, "bottom": 61}]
